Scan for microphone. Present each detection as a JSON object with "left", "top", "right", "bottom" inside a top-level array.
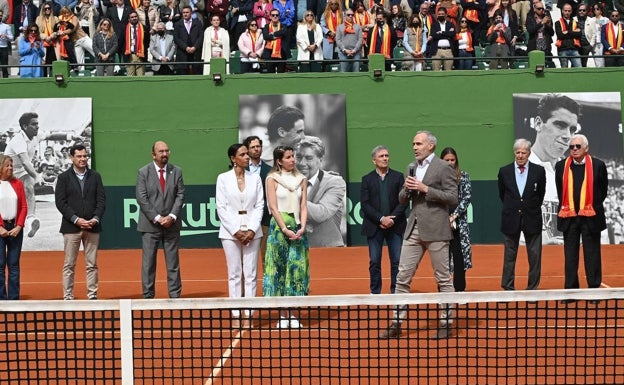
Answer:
[{"left": 408, "top": 165, "right": 415, "bottom": 194}]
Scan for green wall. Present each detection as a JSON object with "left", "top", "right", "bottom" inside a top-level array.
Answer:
[{"left": 2, "top": 67, "right": 623, "bottom": 248}]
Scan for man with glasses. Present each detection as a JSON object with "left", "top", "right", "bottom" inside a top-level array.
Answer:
[
  {"left": 526, "top": 1, "right": 554, "bottom": 67},
  {"left": 601, "top": 10, "right": 624, "bottom": 67},
  {"left": 336, "top": 9, "right": 363, "bottom": 72},
  {"left": 574, "top": 5, "right": 596, "bottom": 67},
  {"left": 262, "top": 10, "right": 290, "bottom": 72},
  {"left": 555, "top": 3, "right": 582, "bottom": 67},
  {"left": 555, "top": 134, "right": 608, "bottom": 303}
]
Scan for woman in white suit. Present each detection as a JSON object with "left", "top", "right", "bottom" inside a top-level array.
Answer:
[
  {"left": 296, "top": 11, "right": 323, "bottom": 72},
  {"left": 202, "top": 14, "right": 231, "bottom": 74},
  {"left": 216, "top": 143, "right": 264, "bottom": 328}
]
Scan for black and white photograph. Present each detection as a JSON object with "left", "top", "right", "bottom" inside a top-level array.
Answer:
[
  {"left": 0, "top": 98, "right": 93, "bottom": 251},
  {"left": 238, "top": 94, "right": 348, "bottom": 247},
  {"left": 513, "top": 92, "right": 623, "bottom": 244}
]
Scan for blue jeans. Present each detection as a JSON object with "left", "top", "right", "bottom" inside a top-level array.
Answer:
[
  {"left": 338, "top": 51, "right": 361, "bottom": 72},
  {"left": 367, "top": 229, "right": 402, "bottom": 294},
  {"left": 558, "top": 49, "right": 581, "bottom": 68},
  {"left": 0, "top": 222, "right": 24, "bottom": 300},
  {"left": 458, "top": 49, "right": 474, "bottom": 70}
]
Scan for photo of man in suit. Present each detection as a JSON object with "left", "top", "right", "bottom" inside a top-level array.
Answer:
[
  {"left": 150, "top": 22, "right": 176, "bottom": 75},
  {"left": 136, "top": 141, "right": 185, "bottom": 299},
  {"left": 296, "top": 135, "right": 346, "bottom": 248},
  {"left": 173, "top": 6, "right": 204, "bottom": 75},
  {"left": 498, "top": 138, "right": 546, "bottom": 291},
  {"left": 360, "top": 145, "right": 407, "bottom": 294},
  {"left": 380, "top": 131, "right": 458, "bottom": 340},
  {"left": 54, "top": 144, "right": 106, "bottom": 300},
  {"left": 555, "top": 134, "right": 608, "bottom": 301}
]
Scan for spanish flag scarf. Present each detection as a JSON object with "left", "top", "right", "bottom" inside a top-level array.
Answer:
[
  {"left": 326, "top": 12, "right": 340, "bottom": 43},
  {"left": 605, "top": 22, "right": 623, "bottom": 53},
  {"left": 57, "top": 14, "right": 72, "bottom": 59},
  {"left": 130, "top": 0, "right": 141, "bottom": 9},
  {"left": 456, "top": 28, "right": 473, "bottom": 51},
  {"left": 344, "top": 19, "right": 355, "bottom": 34},
  {"left": 556, "top": 18, "right": 580, "bottom": 47},
  {"left": 266, "top": 22, "right": 282, "bottom": 58},
  {"left": 125, "top": 22, "right": 145, "bottom": 57},
  {"left": 557, "top": 155, "right": 596, "bottom": 218},
  {"left": 370, "top": 23, "right": 391, "bottom": 58}
]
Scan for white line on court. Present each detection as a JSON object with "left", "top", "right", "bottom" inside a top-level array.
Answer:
[{"left": 204, "top": 330, "right": 244, "bottom": 385}]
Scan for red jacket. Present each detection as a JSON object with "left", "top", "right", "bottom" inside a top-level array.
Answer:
[{"left": 0, "top": 178, "right": 28, "bottom": 228}]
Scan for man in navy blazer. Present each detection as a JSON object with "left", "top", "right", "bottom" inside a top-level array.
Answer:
[
  {"left": 360, "top": 145, "right": 407, "bottom": 294},
  {"left": 55, "top": 144, "right": 106, "bottom": 300},
  {"left": 136, "top": 141, "right": 185, "bottom": 299},
  {"left": 173, "top": 6, "right": 204, "bottom": 74},
  {"left": 498, "top": 138, "right": 546, "bottom": 291}
]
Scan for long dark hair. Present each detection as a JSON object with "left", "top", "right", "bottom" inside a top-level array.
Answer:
[
  {"left": 270, "top": 145, "right": 302, "bottom": 175},
  {"left": 440, "top": 147, "right": 461, "bottom": 180},
  {"left": 227, "top": 143, "right": 245, "bottom": 169}
]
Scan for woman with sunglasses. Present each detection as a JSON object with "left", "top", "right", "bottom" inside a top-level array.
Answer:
[
  {"left": 92, "top": 18, "right": 118, "bottom": 76},
  {"left": 36, "top": 3, "right": 59, "bottom": 77},
  {"left": 238, "top": 19, "right": 264, "bottom": 73},
  {"left": 320, "top": 0, "right": 343, "bottom": 62},
  {"left": 296, "top": 11, "right": 323, "bottom": 72},
  {"left": 592, "top": 3, "right": 607, "bottom": 67},
  {"left": 455, "top": 17, "right": 474, "bottom": 70},
  {"left": 18, "top": 24, "right": 45, "bottom": 78}
]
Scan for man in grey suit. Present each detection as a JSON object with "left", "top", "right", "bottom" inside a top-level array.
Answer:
[
  {"left": 136, "top": 141, "right": 185, "bottom": 299},
  {"left": 380, "top": 131, "right": 458, "bottom": 340},
  {"left": 296, "top": 135, "right": 346, "bottom": 247},
  {"left": 150, "top": 22, "right": 176, "bottom": 75}
]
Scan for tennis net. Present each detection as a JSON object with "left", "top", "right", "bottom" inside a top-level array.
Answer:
[{"left": 1, "top": 289, "right": 623, "bottom": 384}]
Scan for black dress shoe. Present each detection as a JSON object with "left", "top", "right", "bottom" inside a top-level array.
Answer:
[
  {"left": 430, "top": 327, "right": 452, "bottom": 340},
  {"left": 560, "top": 299, "right": 577, "bottom": 304},
  {"left": 588, "top": 299, "right": 601, "bottom": 305},
  {"left": 379, "top": 322, "right": 402, "bottom": 338}
]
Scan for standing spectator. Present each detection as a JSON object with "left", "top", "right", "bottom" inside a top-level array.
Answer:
[
  {"left": 0, "top": 155, "right": 28, "bottom": 301},
  {"left": 296, "top": 136, "right": 346, "bottom": 248},
  {"left": 93, "top": 17, "right": 118, "bottom": 75},
  {"left": 13, "top": 0, "right": 39, "bottom": 38},
  {"left": 263, "top": 146, "right": 309, "bottom": 328},
  {"left": 368, "top": 9, "right": 396, "bottom": 70},
  {"left": 575, "top": 4, "right": 595, "bottom": 67},
  {"left": 360, "top": 145, "right": 406, "bottom": 294},
  {"left": 216, "top": 143, "right": 264, "bottom": 328},
  {"left": 555, "top": 3, "right": 582, "bottom": 67},
  {"left": 498, "top": 138, "right": 546, "bottom": 291},
  {"left": 430, "top": 6, "right": 455, "bottom": 71},
  {"left": 202, "top": 14, "right": 230, "bottom": 74},
  {"left": 353, "top": 0, "right": 373, "bottom": 57},
  {"left": 262, "top": 9, "right": 290, "bottom": 72},
  {"left": 592, "top": 3, "right": 607, "bottom": 67},
  {"left": 149, "top": 21, "right": 175, "bottom": 74},
  {"left": 455, "top": 16, "right": 473, "bottom": 70},
  {"left": 296, "top": 10, "right": 323, "bottom": 72},
  {"left": 526, "top": 1, "right": 554, "bottom": 67},
  {"left": 273, "top": 0, "right": 296, "bottom": 49},
  {"left": 123, "top": 10, "right": 146, "bottom": 75},
  {"left": 253, "top": 0, "right": 273, "bottom": 29},
  {"left": 336, "top": 8, "right": 363, "bottom": 72},
  {"left": 60, "top": 6, "right": 95, "bottom": 71},
  {"left": 74, "top": 0, "right": 98, "bottom": 36},
  {"left": 555, "top": 134, "right": 608, "bottom": 303},
  {"left": 105, "top": 0, "right": 131, "bottom": 66},
  {"left": 486, "top": 10, "right": 512, "bottom": 69},
  {"left": 206, "top": 0, "right": 229, "bottom": 28},
  {"left": 229, "top": 0, "right": 254, "bottom": 51},
  {"left": 136, "top": 141, "right": 185, "bottom": 299},
  {"left": 173, "top": 5, "right": 203, "bottom": 74},
  {"left": 158, "top": 0, "right": 181, "bottom": 32},
  {"left": 237, "top": 19, "right": 264, "bottom": 73},
  {"left": 440, "top": 147, "right": 472, "bottom": 292},
  {"left": 389, "top": 3, "right": 406, "bottom": 40},
  {"left": 18, "top": 23, "right": 45, "bottom": 77},
  {"left": 379, "top": 131, "right": 458, "bottom": 340},
  {"left": 55, "top": 8, "right": 78, "bottom": 64},
  {"left": 36, "top": 3, "right": 59, "bottom": 77},
  {"left": 512, "top": 0, "right": 530, "bottom": 32},
  {"left": 402, "top": 13, "right": 427, "bottom": 70},
  {"left": 137, "top": 0, "right": 158, "bottom": 38},
  {"left": 0, "top": 9, "right": 14, "bottom": 78},
  {"left": 320, "top": 0, "right": 343, "bottom": 62},
  {"left": 55, "top": 144, "right": 106, "bottom": 301},
  {"left": 602, "top": 10, "right": 624, "bottom": 67},
  {"left": 179, "top": 0, "right": 206, "bottom": 22}
]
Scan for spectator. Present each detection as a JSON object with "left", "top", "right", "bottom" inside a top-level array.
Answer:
[
  {"left": 93, "top": 17, "right": 118, "bottom": 75},
  {"left": 320, "top": 0, "right": 343, "bottom": 62},
  {"left": 149, "top": 21, "right": 175, "bottom": 74},
  {"left": 207, "top": 0, "right": 230, "bottom": 27},
  {"left": 430, "top": 6, "right": 454, "bottom": 70},
  {"left": 555, "top": 3, "right": 582, "bottom": 68},
  {"left": 575, "top": 4, "right": 595, "bottom": 67},
  {"left": 526, "top": 1, "right": 554, "bottom": 67},
  {"left": 229, "top": 0, "right": 254, "bottom": 51},
  {"left": 602, "top": 10, "right": 624, "bottom": 67},
  {"left": 136, "top": 0, "right": 158, "bottom": 49},
  {"left": 173, "top": 5, "right": 203, "bottom": 74},
  {"left": 336, "top": 8, "right": 363, "bottom": 71},
  {"left": 455, "top": 16, "right": 474, "bottom": 69},
  {"left": 253, "top": 0, "right": 273, "bottom": 29},
  {"left": 202, "top": 14, "right": 230, "bottom": 74},
  {"left": 54, "top": 8, "right": 78, "bottom": 64},
  {"left": 592, "top": 3, "right": 607, "bottom": 67},
  {"left": 296, "top": 10, "right": 323, "bottom": 72},
  {"left": 74, "top": 0, "right": 98, "bottom": 36},
  {"left": 460, "top": 0, "right": 486, "bottom": 45},
  {"left": 237, "top": 19, "right": 264, "bottom": 73},
  {"left": 368, "top": 8, "right": 396, "bottom": 70},
  {"left": 262, "top": 9, "right": 290, "bottom": 73},
  {"left": 18, "top": 23, "right": 45, "bottom": 77},
  {"left": 36, "top": 3, "right": 59, "bottom": 77},
  {"left": 389, "top": 3, "right": 406, "bottom": 40},
  {"left": 13, "top": 0, "right": 39, "bottom": 38},
  {"left": 105, "top": 0, "right": 131, "bottom": 66},
  {"left": 61, "top": 6, "right": 96, "bottom": 71},
  {"left": 273, "top": 0, "right": 296, "bottom": 49},
  {"left": 487, "top": 10, "right": 512, "bottom": 69},
  {"left": 0, "top": 9, "right": 14, "bottom": 78},
  {"left": 158, "top": 0, "right": 180, "bottom": 32},
  {"left": 512, "top": 0, "right": 530, "bottom": 31},
  {"left": 124, "top": 10, "right": 147, "bottom": 75}
]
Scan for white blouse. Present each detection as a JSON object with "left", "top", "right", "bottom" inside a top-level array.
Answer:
[{"left": 0, "top": 181, "right": 18, "bottom": 221}]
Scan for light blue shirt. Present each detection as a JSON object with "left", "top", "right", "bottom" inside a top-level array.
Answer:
[
  {"left": 515, "top": 162, "right": 528, "bottom": 196},
  {"left": 0, "top": 22, "right": 14, "bottom": 48},
  {"left": 248, "top": 161, "right": 262, "bottom": 175}
]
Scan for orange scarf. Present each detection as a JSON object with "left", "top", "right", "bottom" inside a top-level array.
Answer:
[
  {"left": 369, "top": 23, "right": 391, "bottom": 58},
  {"left": 355, "top": 11, "right": 370, "bottom": 42},
  {"left": 125, "top": 22, "right": 145, "bottom": 57},
  {"left": 457, "top": 28, "right": 473, "bottom": 51},
  {"left": 344, "top": 19, "right": 355, "bottom": 34},
  {"left": 130, "top": 0, "right": 141, "bottom": 9},
  {"left": 410, "top": 26, "right": 422, "bottom": 51},
  {"left": 558, "top": 155, "right": 596, "bottom": 218},
  {"left": 43, "top": 17, "right": 56, "bottom": 47},
  {"left": 605, "top": 22, "right": 623, "bottom": 53},
  {"left": 250, "top": 30, "right": 258, "bottom": 53},
  {"left": 368, "top": 0, "right": 383, "bottom": 8},
  {"left": 58, "top": 23, "right": 70, "bottom": 58},
  {"left": 326, "top": 12, "right": 340, "bottom": 43},
  {"left": 488, "top": 23, "right": 507, "bottom": 44},
  {"left": 556, "top": 18, "right": 580, "bottom": 47},
  {"left": 266, "top": 22, "right": 282, "bottom": 58}
]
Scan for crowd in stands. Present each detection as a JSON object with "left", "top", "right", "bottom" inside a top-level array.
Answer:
[{"left": 0, "top": 0, "right": 622, "bottom": 76}]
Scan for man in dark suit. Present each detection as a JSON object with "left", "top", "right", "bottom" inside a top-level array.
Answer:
[
  {"left": 360, "top": 145, "right": 407, "bottom": 294},
  {"left": 429, "top": 6, "right": 457, "bottom": 71},
  {"left": 380, "top": 131, "right": 458, "bottom": 340},
  {"left": 12, "top": 0, "right": 38, "bottom": 37},
  {"left": 136, "top": 141, "right": 185, "bottom": 299},
  {"left": 105, "top": 0, "right": 132, "bottom": 64},
  {"left": 150, "top": 22, "right": 176, "bottom": 75},
  {"left": 555, "top": 134, "right": 608, "bottom": 303},
  {"left": 498, "top": 138, "right": 546, "bottom": 292},
  {"left": 173, "top": 6, "right": 204, "bottom": 75},
  {"left": 54, "top": 144, "right": 106, "bottom": 300},
  {"left": 243, "top": 135, "right": 272, "bottom": 258}
]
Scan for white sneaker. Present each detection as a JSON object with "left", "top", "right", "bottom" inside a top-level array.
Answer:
[
  {"left": 276, "top": 318, "right": 290, "bottom": 329},
  {"left": 289, "top": 317, "right": 303, "bottom": 328}
]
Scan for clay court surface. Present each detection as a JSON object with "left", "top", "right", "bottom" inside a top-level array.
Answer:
[{"left": 17, "top": 245, "right": 624, "bottom": 299}]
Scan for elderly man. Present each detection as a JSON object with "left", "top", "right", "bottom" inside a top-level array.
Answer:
[
  {"left": 555, "top": 134, "right": 608, "bottom": 303},
  {"left": 296, "top": 135, "right": 346, "bottom": 248},
  {"left": 380, "top": 131, "right": 458, "bottom": 340},
  {"left": 498, "top": 138, "right": 546, "bottom": 291},
  {"left": 150, "top": 22, "right": 176, "bottom": 75}
]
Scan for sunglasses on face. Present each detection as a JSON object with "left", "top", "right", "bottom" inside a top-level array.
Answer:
[
  {"left": 346, "top": 13, "right": 354, "bottom": 16},
  {"left": 271, "top": 13, "right": 279, "bottom": 16},
  {"left": 535, "top": 7, "right": 544, "bottom": 10},
  {"left": 569, "top": 144, "right": 582, "bottom": 150},
  {"left": 44, "top": 7, "right": 51, "bottom": 10},
  {"left": 250, "top": 23, "right": 257, "bottom": 26},
  {"left": 611, "top": 14, "right": 619, "bottom": 17},
  {"left": 578, "top": 8, "right": 586, "bottom": 12},
  {"left": 460, "top": 19, "right": 467, "bottom": 22}
]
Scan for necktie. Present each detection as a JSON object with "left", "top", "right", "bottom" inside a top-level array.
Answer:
[
  {"left": 186, "top": 20, "right": 191, "bottom": 34},
  {"left": 133, "top": 25, "right": 137, "bottom": 52},
  {"left": 144, "top": 9, "right": 150, "bottom": 32},
  {"left": 159, "top": 168, "right": 166, "bottom": 192},
  {"left": 519, "top": 165, "right": 525, "bottom": 174}
]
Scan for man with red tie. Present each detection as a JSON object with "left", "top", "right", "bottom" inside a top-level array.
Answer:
[
  {"left": 497, "top": 138, "right": 546, "bottom": 291},
  {"left": 136, "top": 141, "right": 185, "bottom": 299}
]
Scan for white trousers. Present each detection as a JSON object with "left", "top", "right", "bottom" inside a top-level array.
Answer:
[{"left": 221, "top": 238, "right": 261, "bottom": 317}]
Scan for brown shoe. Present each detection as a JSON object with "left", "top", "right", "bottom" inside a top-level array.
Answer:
[
  {"left": 430, "top": 326, "right": 452, "bottom": 340},
  {"left": 379, "top": 322, "right": 402, "bottom": 338}
]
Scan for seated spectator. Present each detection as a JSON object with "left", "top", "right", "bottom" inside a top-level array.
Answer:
[
  {"left": 455, "top": 16, "right": 474, "bottom": 69},
  {"left": 296, "top": 11, "right": 323, "bottom": 72},
  {"left": 487, "top": 10, "right": 512, "bottom": 69},
  {"left": 336, "top": 8, "right": 363, "bottom": 72},
  {"left": 402, "top": 13, "right": 427, "bottom": 70},
  {"left": 150, "top": 21, "right": 176, "bottom": 74},
  {"left": 93, "top": 18, "right": 118, "bottom": 76},
  {"left": 202, "top": 14, "right": 230, "bottom": 74},
  {"left": 19, "top": 23, "right": 45, "bottom": 78},
  {"left": 389, "top": 4, "right": 406, "bottom": 40},
  {"left": 237, "top": 20, "right": 264, "bottom": 73}
]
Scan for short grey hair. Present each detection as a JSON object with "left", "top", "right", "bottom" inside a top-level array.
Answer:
[
  {"left": 571, "top": 134, "right": 589, "bottom": 148},
  {"left": 371, "top": 145, "right": 388, "bottom": 158},
  {"left": 513, "top": 138, "right": 532, "bottom": 151},
  {"left": 416, "top": 130, "right": 437, "bottom": 147}
]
